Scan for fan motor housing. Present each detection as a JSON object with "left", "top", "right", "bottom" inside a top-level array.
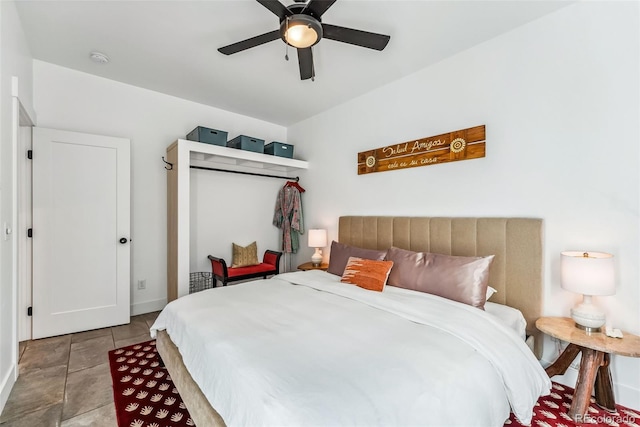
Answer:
[{"left": 284, "top": 3, "right": 321, "bottom": 19}]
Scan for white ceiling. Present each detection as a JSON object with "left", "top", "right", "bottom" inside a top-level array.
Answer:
[{"left": 15, "top": 0, "right": 571, "bottom": 126}]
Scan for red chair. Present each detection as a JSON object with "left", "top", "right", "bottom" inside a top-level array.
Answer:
[{"left": 208, "top": 250, "right": 283, "bottom": 287}]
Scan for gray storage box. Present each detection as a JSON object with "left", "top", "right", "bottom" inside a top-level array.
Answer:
[
  {"left": 227, "top": 135, "right": 264, "bottom": 153},
  {"left": 187, "top": 127, "right": 228, "bottom": 146},
  {"left": 264, "top": 141, "right": 294, "bottom": 158}
]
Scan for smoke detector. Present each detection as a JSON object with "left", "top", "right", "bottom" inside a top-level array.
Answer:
[{"left": 89, "top": 51, "right": 109, "bottom": 64}]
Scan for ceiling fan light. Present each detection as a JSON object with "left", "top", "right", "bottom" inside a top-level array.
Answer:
[
  {"left": 286, "top": 24, "right": 317, "bottom": 48},
  {"left": 281, "top": 14, "right": 322, "bottom": 49}
]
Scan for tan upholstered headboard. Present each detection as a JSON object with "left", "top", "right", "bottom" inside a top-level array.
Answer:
[{"left": 338, "top": 216, "right": 544, "bottom": 358}]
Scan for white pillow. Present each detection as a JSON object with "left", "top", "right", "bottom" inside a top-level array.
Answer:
[
  {"left": 484, "top": 301, "right": 527, "bottom": 341},
  {"left": 486, "top": 286, "right": 498, "bottom": 300}
]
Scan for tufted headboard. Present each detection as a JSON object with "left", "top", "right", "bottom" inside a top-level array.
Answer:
[{"left": 338, "top": 216, "right": 544, "bottom": 358}]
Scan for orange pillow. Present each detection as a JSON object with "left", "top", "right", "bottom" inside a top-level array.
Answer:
[{"left": 340, "top": 257, "right": 394, "bottom": 292}]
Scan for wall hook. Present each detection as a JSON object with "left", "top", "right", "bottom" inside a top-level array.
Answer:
[{"left": 162, "top": 156, "right": 174, "bottom": 171}]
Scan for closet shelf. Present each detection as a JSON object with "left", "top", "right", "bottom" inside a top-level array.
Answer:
[{"left": 175, "top": 139, "right": 308, "bottom": 173}]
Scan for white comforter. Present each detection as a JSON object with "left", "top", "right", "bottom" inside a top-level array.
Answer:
[{"left": 151, "top": 270, "right": 550, "bottom": 426}]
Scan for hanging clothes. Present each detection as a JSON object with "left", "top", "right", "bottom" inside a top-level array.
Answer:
[{"left": 273, "top": 181, "right": 304, "bottom": 253}]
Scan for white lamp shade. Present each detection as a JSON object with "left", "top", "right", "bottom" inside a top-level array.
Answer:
[
  {"left": 308, "top": 229, "right": 327, "bottom": 248},
  {"left": 561, "top": 251, "right": 615, "bottom": 296}
]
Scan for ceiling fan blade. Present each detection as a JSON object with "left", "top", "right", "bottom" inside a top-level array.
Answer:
[
  {"left": 218, "top": 30, "right": 281, "bottom": 55},
  {"left": 256, "top": 0, "right": 292, "bottom": 20},
  {"left": 303, "top": 0, "right": 337, "bottom": 17},
  {"left": 297, "top": 47, "right": 314, "bottom": 80},
  {"left": 322, "top": 23, "right": 390, "bottom": 51}
]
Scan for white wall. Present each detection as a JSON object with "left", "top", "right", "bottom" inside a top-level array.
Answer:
[
  {"left": 0, "top": 0, "right": 34, "bottom": 414},
  {"left": 33, "top": 60, "right": 287, "bottom": 314},
  {"left": 289, "top": 2, "right": 640, "bottom": 408},
  {"left": 190, "top": 168, "right": 287, "bottom": 275}
]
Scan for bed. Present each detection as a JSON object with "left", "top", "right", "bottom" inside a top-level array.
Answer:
[{"left": 151, "top": 216, "right": 549, "bottom": 426}]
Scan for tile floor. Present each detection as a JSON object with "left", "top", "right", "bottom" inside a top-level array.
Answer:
[{"left": 0, "top": 311, "right": 160, "bottom": 427}]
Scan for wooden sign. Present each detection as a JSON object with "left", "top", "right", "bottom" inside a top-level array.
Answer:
[{"left": 357, "top": 125, "right": 485, "bottom": 175}]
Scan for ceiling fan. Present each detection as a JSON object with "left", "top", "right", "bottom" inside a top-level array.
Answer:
[{"left": 218, "top": 0, "right": 391, "bottom": 81}]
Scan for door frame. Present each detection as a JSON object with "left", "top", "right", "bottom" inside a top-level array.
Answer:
[
  {"left": 14, "top": 89, "right": 34, "bottom": 343},
  {"left": 17, "top": 112, "right": 33, "bottom": 342},
  {"left": 1, "top": 78, "right": 35, "bottom": 412}
]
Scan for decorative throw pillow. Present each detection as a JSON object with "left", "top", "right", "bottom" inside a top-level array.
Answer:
[
  {"left": 341, "top": 257, "right": 394, "bottom": 292},
  {"left": 385, "top": 246, "right": 495, "bottom": 309},
  {"left": 327, "top": 241, "right": 388, "bottom": 276},
  {"left": 231, "top": 241, "right": 259, "bottom": 268}
]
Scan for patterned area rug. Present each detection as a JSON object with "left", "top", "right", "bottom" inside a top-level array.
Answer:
[
  {"left": 108, "top": 340, "right": 195, "bottom": 427},
  {"left": 110, "top": 341, "right": 639, "bottom": 427},
  {"left": 506, "top": 382, "right": 640, "bottom": 427}
]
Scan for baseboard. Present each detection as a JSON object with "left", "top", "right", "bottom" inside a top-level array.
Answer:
[
  {"left": 541, "top": 357, "right": 640, "bottom": 410},
  {"left": 0, "top": 364, "right": 17, "bottom": 416},
  {"left": 616, "top": 383, "right": 640, "bottom": 411},
  {"left": 131, "top": 298, "right": 167, "bottom": 316}
]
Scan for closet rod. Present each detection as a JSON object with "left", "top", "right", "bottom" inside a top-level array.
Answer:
[{"left": 190, "top": 165, "right": 299, "bottom": 182}]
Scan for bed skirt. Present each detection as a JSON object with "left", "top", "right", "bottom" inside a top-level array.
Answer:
[{"left": 156, "top": 330, "right": 227, "bottom": 427}]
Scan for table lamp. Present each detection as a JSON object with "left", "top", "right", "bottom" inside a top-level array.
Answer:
[
  {"left": 308, "top": 229, "right": 327, "bottom": 267},
  {"left": 560, "top": 251, "right": 615, "bottom": 333}
]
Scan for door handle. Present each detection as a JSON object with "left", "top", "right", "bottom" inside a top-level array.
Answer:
[{"left": 119, "top": 238, "right": 130, "bottom": 244}]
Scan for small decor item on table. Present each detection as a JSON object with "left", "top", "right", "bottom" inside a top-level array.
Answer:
[
  {"left": 232, "top": 241, "right": 259, "bottom": 268},
  {"left": 561, "top": 251, "right": 615, "bottom": 333},
  {"left": 308, "top": 229, "right": 327, "bottom": 267}
]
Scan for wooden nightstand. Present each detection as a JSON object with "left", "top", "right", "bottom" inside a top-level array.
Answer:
[
  {"left": 297, "top": 262, "right": 329, "bottom": 271},
  {"left": 536, "top": 317, "right": 640, "bottom": 422}
]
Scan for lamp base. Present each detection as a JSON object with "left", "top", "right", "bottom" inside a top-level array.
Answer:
[
  {"left": 574, "top": 323, "right": 602, "bottom": 334},
  {"left": 311, "top": 248, "right": 323, "bottom": 267},
  {"left": 570, "top": 295, "right": 606, "bottom": 334}
]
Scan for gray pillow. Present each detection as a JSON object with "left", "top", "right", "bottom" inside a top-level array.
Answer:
[
  {"left": 327, "top": 241, "right": 387, "bottom": 276},
  {"left": 385, "top": 246, "right": 494, "bottom": 310}
]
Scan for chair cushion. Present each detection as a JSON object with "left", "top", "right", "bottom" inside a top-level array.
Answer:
[{"left": 228, "top": 263, "right": 275, "bottom": 278}]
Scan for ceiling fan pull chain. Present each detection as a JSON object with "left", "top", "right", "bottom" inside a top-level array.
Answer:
[
  {"left": 311, "top": 46, "right": 315, "bottom": 82},
  {"left": 284, "top": 16, "right": 290, "bottom": 61}
]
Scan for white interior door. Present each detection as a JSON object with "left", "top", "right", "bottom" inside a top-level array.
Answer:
[{"left": 32, "top": 128, "right": 130, "bottom": 339}]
